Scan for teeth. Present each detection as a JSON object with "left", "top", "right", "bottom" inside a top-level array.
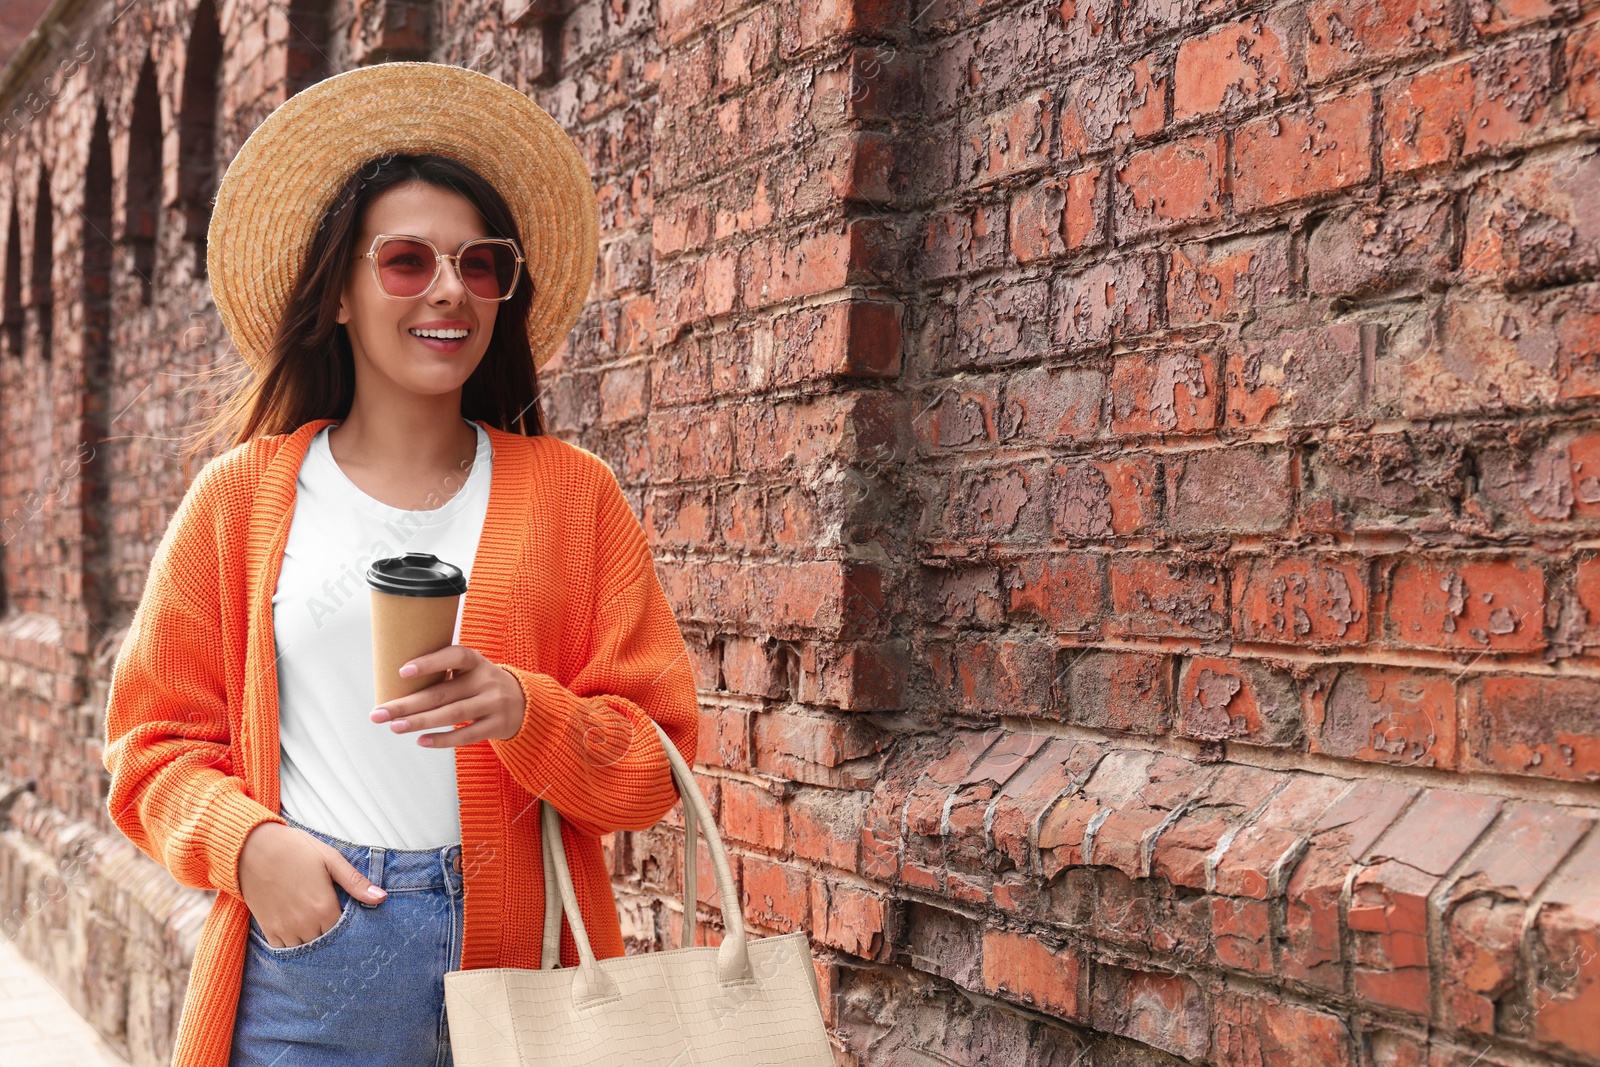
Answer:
[{"left": 410, "top": 328, "right": 469, "bottom": 339}]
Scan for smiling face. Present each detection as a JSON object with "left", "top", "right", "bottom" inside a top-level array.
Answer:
[{"left": 337, "top": 180, "right": 502, "bottom": 399}]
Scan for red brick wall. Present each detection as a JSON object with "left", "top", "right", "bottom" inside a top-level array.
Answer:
[{"left": 2, "top": 0, "right": 1599, "bottom": 1064}]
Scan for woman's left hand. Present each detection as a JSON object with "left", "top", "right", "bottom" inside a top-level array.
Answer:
[{"left": 370, "top": 645, "right": 526, "bottom": 747}]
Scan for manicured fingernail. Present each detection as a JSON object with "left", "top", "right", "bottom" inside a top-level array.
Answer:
[
  {"left": 367, "top": 886, "right": 385, "bottom": 899},
  {"left": 399, "top": 664, "right": 417, "bottom": 677},
  {"left": 391, "top": 720, "right": 408, "bottom": 731},
  {"left": 419, "top": 736, "right": 433, "bottom": 747},
  {"left": 371, "top": 708, "right": 390, "bottom": 723}
]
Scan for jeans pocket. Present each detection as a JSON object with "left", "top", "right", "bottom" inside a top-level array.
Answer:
[{"left": 248, "top": 886, "right": 358, "bottom": 959}]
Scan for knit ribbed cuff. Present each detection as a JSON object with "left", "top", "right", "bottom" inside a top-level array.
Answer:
[
  {"left": 205, "top": 788, "right": 290, "bottom": 900},
  {"left": 489, "top": 663, "right": 569, "bottom": 785}
]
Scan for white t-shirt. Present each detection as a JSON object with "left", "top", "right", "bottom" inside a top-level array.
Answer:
[{"left": 270, "top": 417, "right": 491, "bottom": 849}]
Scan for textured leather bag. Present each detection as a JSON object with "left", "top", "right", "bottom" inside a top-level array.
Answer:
[{"left": 443, "top": 719, "right": 835, "bottom": 1065}]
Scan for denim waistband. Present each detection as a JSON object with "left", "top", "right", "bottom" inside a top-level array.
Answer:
[{"left": 278, "top": 811, "right": 464, "bottom": 900}]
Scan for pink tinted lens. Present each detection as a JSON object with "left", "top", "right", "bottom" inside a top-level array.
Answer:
[
  {"left": 374, "top": 239, "right": 437, "bottom": 298},
  {"left": 458, "top": 241, "right": 519, "bottom": 300}
]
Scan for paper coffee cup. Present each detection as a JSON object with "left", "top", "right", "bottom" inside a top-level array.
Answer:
[{"left": 368, "top": 552, "right": 469, "bottom": 707}]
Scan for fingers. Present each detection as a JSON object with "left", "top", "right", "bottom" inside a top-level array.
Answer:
[
  {"left": 408, "top": 721, "right": 487, "bottom": 749},
  {"left": 328, "top": 848, "right": 387, "bottom": 904},
  {"left": 372, "top": 671, "right": 473, "bottom": 724},
  {"left": 397, "top": 643, "right": 478, "bottom": 680},
  {"left": 376, "top": 692, "right": 487, "bottom": 740}
]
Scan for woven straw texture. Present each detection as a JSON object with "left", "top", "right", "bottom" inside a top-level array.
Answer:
[{"left": 206, "top": 61, "right": 598, "bottom": 374}]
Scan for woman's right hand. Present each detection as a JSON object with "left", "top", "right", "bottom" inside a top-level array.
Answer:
[{"left": 238, "top": 822, "right": 386, "bottom": 948}]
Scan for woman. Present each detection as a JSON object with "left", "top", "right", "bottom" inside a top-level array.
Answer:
[{"left": 101, "top": 63, "right": 699, "bottom": 1067}]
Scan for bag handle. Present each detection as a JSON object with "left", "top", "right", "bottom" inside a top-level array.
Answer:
[
  {"left": 537, "top": 717, "right": 752, "bottom": 1006},
  {"left": 537, "top": 744, "right": 699, "bottom": 970}
]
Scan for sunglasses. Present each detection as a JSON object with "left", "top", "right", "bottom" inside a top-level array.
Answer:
[{"left": 360, "top": 233, "right": 528, "bottom": 302}]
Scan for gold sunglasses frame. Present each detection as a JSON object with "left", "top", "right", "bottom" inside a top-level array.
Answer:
[{"left": 361, "top": 233, "right": 529, "bottom": 302}]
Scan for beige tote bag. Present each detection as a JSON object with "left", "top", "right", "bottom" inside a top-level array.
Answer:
[{"left": 443, "top": 719, "right": 835, "bottom": 1066}]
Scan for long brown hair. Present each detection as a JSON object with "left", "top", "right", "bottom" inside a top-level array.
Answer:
[{"left": 179, "top": 152, "right": 547, "bottom": 485}]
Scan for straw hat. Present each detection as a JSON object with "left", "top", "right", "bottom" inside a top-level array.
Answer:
[{"left": 206, "top": 61, "right": 598, "bottom": 375}]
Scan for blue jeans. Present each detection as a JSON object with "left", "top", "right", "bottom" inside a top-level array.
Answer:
[{"left": 229, "top": 812, "right": 465, "bottom": 1067}]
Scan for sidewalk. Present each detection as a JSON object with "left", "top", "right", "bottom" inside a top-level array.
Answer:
[{"left": 0, "top": 935, "right": 131, "bottom": 1067}]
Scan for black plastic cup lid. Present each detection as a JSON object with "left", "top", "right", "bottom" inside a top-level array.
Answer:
[{"left": 367, "top": 552, "right": 468, "bottom": 597}]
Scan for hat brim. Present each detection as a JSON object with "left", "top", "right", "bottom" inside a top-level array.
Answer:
[{"left": 206, "top": 61, "right": 598, "bottom": 375}]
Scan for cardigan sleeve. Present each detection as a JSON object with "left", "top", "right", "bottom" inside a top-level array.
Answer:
[
  {"left": 101, "top": 466, "right": 288, "bottom": 900},
  {"left": 488, "top": 466, "right": 698, "bottom": 839}
]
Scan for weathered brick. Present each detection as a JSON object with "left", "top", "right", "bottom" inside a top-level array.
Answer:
[
  {"left": 987, "top": 738, "right": 1103, "bottom": 870},
  {"left": 1350, "top": 790, "right": 1500, "bottom": 1015},
  {"left": 1441, "top": 802, "right": 1591, "bottom": 1033},
  {"left": 752, "top": 708, "right": 889, "bottom": 790},
  {"left": 1461, "top": 148, "right": 1600, "bottom": 290},
  {"left": 1473, "top": 424, "right": 1600, "bottom": 529},
  {"left": 1472, "top": 0, "right": 1578, "bottom": 36},
  {"left": 1386, "top": 556, "right": 1546, "bottom": 653},
  {"left": 1089, "top": 965, "right": 1209, "bottom": 1061},
  {"left": 1234, "top": 555, "right": 1370, "bottom": 646},
  {"left": 1283, "top": 780, "right": 1416, "bottom": 989},
  {"left": 981, "top": 928, "right": 1084, "bottom": 1020},
  {"left": 1052, "top": 456, "right": 1159, "bottom": 538},
  {"left": 1114, "top": 134, "right": 1225, "bottom": 238},
  {"left": 954, "top": 278, "right": 1052, "bottom": 367},
  {"left": 1222, "top": 321, "right": 1376, "bottom": 428},
  {"left": 810, "top": 878, "right": 888, "bottom": 959},
  {"left": 1055, "top": 649, "right": 1174, "bottom": 734},
  {"left": 1381, "top": 44, "right": 1556, "bottom": 173},
  {"left": 965, "top": 89, "right": 1054, "bottom": 185},
  {"left": 1215, "top": 774, "right": 1351, "bottom": 899},
  {"left": 1004, "top": 364, "right": 1105, "bottom": 443},
  {"left": 1109, "top": 348, "right": 1219, "bottom": 435},
  {"left": 921, "top": 199, "right": 1008, "bottom": 281},
  {"left": 787, "top": 786, "right": 865, "bottom": 871},
  {"left": 1059, "top": 57, "right": 1165, "bottom": 156},
  {"left": 1301, "top": 429, "right": 1467, "bottom": 532},
  {"left": 1304, "top": 0, "right": 1452, "bottom": 84},
  {"left": 1008, "top": 165, "right": 1107, "bottom": 263},
  {"left": 739, "top": 853, "right": 812, "bottom": 933},
  {"left": 1110, "top": 555, "right": 1228, "bottom": 638},
  {"left": 919, "top": 381, "right": 1004, "bottom": 453},
  {"left": 1573, "top": 553, "right": 1600, "bottom": 655},
  {"left": 1234, "top": 92, "right": 1373, "bottom": 211},
  {"left": 1089, "top": 755, "right": 1216, "bottom": 878},
  {"left": 721, "top": 776, "right": 787, "bottom": 850},
  {"left": 944, "top": 730, "right": 1052, "bottom": 870},
  {"left": 649, "top": 406, "right": 735, "bottom": 481},
  {"left": 901, "top": 731, "right": 1001, "bottom": 844},
  {"left": 1308, "top": 665, "right": 1456, "bottom": 769},
  {"left": 1168, "top": 231, "right": 1293, "bottom": 325},
  {"left": 1571, "top": 23, "right": 1600, "bottom": 123},
  {"left": 1177, "top": 656, "right": 1304, "bottom": 747},
  {"left": 771, "top": 299, "right": 903, "bottom": 383},
  {"left": 1042, "top": 755, "right": 1151, "bottom": 877},
  {"left": 921, "top": 462, "right": 1052, "bottom": 544},
  {"left": 1307, "top": 199, "right": 1456, "bottom": 298},
  {"left": 932, "top": 635, "right": 1057, "bottom": 719},
  {"left": 1003, "top": 553, "right": 1104, "bottom": 632},
  {"left": 1150, "top": 763, "right": 1285, "bottom": 889},
  {"left": 1462, "top": 674, "right": 1600, "bottom": 782},
  {"left": 1167, "top": 447, "right": 1295, "bottom": 535},
  {"left": 1531, "top": 830, "right": 1600, "bottom": 1058},
  {"left": 1173, "top": 16, "right": 1295, "bottom": 120},
  {"left": 1051, "top": 255, "right": 1161, "bottom": 350},
  {"left": 1212, "top": 992, "right": 1355, "bottom": 1067},
  {"left": 733, "top": 391, "right": 897, "bottom": 474}
]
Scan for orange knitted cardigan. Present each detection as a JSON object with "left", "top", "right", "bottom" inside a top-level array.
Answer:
[{"left": 102, "top": 417, "right": 699, "bottom": 1067}]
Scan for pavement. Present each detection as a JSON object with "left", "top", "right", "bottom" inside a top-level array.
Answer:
[{"left": 0, "top": 935, "right": 132, "bottom": 1067}]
